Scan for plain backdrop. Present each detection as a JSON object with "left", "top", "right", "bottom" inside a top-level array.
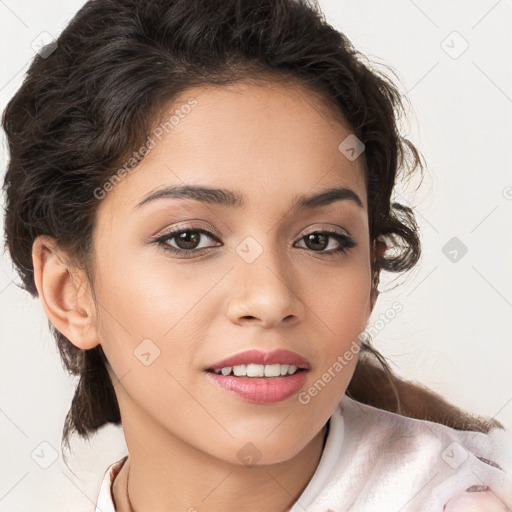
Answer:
[{"left": 0, "top": 0, "right": 511, "bottom": 510}]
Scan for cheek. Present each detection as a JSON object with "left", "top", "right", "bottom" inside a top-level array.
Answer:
[
  {"left": 94, "top": 243, "right": 185, "bottom": 332},
  {"left": 294, "top": 259, "right": 371, "bottom": 400},
  {"left": 94, "top": 257, "right": 215, "bottom": 432},
  {"left": 304, "top": 257, "right": 372, "bottom": 341},
  {"left": 92, "top": 251, "right": 221, "bottom": 374}
]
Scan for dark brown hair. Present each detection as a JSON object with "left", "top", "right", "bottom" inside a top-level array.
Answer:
[{"left": 2, "top": 0, "right": 502, "bottom": 458}]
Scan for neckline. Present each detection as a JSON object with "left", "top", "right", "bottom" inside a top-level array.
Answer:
[
  {"left": 288, "top": 401, "right": 345, "bottom": 510},
  {"left": 109, "top": 455, "right": 128, "bottom": 508},
  {"left": 108, "top": 403, "right": 344, "bottom": 511}
]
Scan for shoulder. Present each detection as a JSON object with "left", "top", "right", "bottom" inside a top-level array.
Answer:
[
  {"left": 313, "top": 395, "right": 512, "bottom": 511},
  {"left": 94, "top": 455, "right": 128, "bottom": 512},
  {"left": 340, "top": 394, "right": 511, "bottom": 466}
]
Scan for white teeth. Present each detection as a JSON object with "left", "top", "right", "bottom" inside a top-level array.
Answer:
[
  {"left": 264, "top": 364, "right": 281, "bottom": 377},
  {"left": 233, "top": 364, "right": 247, "bottom": 376},
  {"left": 247, "top": 363, "right": 264, "bottom": 377},
  {"left": 213, "top": 363, "right": 300, "bottom": 377}
]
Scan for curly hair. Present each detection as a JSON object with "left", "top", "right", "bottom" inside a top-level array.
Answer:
[{"left": 2, "top": 0, "right": 502, "bottom": 457}]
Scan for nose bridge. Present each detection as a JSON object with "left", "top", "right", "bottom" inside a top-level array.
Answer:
[
  {"left": 235, "top": 232, "right": 290, "bottom": 286},
  {"left": 229, "top": 232, "right": 303, "bottom": 323}
]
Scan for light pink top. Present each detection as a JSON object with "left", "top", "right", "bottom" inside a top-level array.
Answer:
[{"left": 95, "top": 395, "right": 512, "bottom": 512}]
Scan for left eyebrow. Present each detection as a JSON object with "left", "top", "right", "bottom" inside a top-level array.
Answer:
[{"left": 134, "top": 184, "right": 364, "bottom": 211}]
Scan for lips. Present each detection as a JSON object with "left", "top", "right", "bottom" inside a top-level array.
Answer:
[
  {"left": 204, "top": 349, "right": 310, "bottom": 404},
  {"left": 206, "top": 348, "right": 310, "bottom": 371},
  {"left": 206, "top": 370, "right": 308, "bottom": 404}
]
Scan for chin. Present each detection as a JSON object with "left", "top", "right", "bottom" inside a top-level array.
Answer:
[{"left": 225, "top": 432, "right": 314, "bottom": 467}]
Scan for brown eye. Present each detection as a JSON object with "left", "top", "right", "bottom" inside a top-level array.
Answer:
[
  {"left": 173, "top": 231, "right": 202, "bottom": 250},
  {"left": 303, "top": 233, "right": 329, "bottom": 251},
  {"left": 155, "top": 227, "right": 221, "bottom": 256},
  {"left": 296, "top": 231, "right": 356, "bottom": 255}
]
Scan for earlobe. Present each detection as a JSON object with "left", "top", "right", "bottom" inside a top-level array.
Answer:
[{"left": 31, "top": 235, "right": 99, "bottom": 350}]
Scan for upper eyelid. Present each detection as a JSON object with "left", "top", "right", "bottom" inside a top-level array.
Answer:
[
  {"left": 155, "top": 225, "right": 353, "bottom": 244},
  {"left": 155, "top": 226, "right": 220, "bottom": 241}
]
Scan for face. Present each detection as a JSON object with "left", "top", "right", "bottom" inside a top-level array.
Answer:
[{"left": 88, "top": 80, "right": 373, "bottom": 465}]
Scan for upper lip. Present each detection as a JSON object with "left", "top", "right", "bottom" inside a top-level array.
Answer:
[{"left": 206, "top": 349, "right": 310, "bottom": 371}]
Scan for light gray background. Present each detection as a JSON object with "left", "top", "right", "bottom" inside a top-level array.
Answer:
[{"left": 0, "top": 1, "right": 511, "bottom": 510}]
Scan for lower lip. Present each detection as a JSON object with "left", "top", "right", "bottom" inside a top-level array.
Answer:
[{"left": 205, "top": 370, "right": 308, "bottom": 404}]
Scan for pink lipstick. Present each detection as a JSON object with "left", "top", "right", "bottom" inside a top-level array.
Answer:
[{"left": 204, "top": 349, "right": 309, "bottom": 404}]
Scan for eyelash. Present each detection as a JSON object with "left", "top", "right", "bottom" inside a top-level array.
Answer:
[{"left": 152, "top": 225, "right": 357, "bottom": 258}]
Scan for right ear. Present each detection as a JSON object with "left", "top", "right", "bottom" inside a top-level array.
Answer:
[{"left": 31, "top": 235, "right": 100, "bottom": 350}]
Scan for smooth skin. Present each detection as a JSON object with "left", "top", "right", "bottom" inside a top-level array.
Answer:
[{"left": 32, "top": 79, "right": 384, "bottom": 511}]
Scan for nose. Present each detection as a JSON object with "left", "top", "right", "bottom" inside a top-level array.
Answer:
[{"left": 226, "top": 241, "right": 305, "bottom": 328}]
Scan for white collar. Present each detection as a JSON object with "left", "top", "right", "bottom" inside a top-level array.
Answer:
[{"left": 290, "top": 400, "right": 345, "bottom": 510}]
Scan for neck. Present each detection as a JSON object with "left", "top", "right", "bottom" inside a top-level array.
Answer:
[{"left": 113, "top": 419, "right": 328, "bottom": 512}]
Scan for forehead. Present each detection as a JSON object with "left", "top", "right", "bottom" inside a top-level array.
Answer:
[{"left": 99, "top": 80, "right": 367, "bottom": 214}]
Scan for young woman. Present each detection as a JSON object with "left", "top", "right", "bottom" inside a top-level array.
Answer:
[{"left": 2, "top": 0, "right": 511, "bottom": 510}]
